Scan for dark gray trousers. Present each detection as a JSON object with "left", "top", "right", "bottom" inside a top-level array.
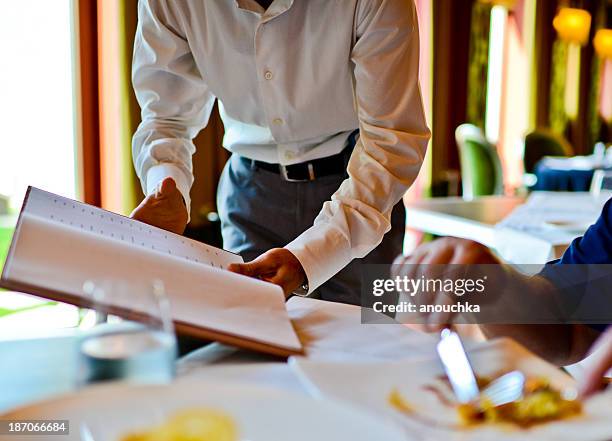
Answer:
[{"left": 216, "top": 153, "right": 405, "bottom": 305}]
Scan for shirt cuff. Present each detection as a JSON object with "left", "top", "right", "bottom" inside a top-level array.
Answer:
[
  {"left": 285, "top": 226, "right": 352, "bottom": 295},
  {"left": 145, "top": 164, "right": 192, "bottom": 221}
]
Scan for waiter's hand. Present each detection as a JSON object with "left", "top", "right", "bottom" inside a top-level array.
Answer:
[
  {"left": 131, "top": 177, "right": 188, "bottom": 235},
  {"left": 228, "top": 248, "right": 306, "bottom": 297}
]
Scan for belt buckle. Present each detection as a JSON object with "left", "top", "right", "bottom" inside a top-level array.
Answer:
[{"left": 280, "top": 163, "right": 316, "bottom": 182}]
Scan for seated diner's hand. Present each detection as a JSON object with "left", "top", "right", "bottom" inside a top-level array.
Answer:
[
  {"left": 395, "top": 237, "right": 502, "bottom": 267},
  {"left": 392, "top": 237, "right": 503, "bottom": 331},
  {"left": 228, "top": 248, "right": 306, "bottom": 297},
  {"left": 579, "top": 327, "right": 612, "bottom": 397},
  {"left": 131, "top": 177, "right": 189, "bottom": 235}
]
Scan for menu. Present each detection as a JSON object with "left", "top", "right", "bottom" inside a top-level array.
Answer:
[{"left": 1, "top": 187, "right": 303, "bottom": 357}]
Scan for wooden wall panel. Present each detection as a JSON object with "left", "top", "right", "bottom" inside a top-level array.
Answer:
[
  {"left": 431, "top": 0, "right": 474, "bottom": 195},
  {"left": 76, "top": 0, "right": 101, "bottom": 206}
]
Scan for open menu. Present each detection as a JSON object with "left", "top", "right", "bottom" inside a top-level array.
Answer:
[{"left": 0, "top": 187, "right": 303, "bottom": 357}]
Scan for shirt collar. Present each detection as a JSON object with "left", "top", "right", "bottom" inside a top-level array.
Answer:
[{"left": 234, "top": 0, "right": 294, "bottom": 21}]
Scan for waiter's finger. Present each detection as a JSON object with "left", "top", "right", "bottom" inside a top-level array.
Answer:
[
  {"left": 266, "top": 267, "right": 299, "bottom": 295},
  {"left": 228, "top": 255, "right": 278, "bottom": 278}
]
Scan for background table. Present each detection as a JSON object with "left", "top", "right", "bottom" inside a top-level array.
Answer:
[
  {"left": 533, "top": 156, "right": 612, "bottom": 192},
  {"left": 405, "top": 195, "right": 525, "bottom": 249},
  {"left": 404, "top": 193, "right": 601, "bottom": 264},
  {"left": 534, "top": 162, "right": 596, "bottom": 191}
]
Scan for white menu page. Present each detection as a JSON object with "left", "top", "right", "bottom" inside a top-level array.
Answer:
[
  {"left": 24, "top": 187, "right": 243, "bottom": 269},
  {"left": 1, "top": 187, "right": 302, "bottom": 356}
]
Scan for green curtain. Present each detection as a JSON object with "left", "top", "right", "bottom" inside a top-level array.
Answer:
[
  {"left": 466, "top": 1, "right": 492, "bottom": 129},
  {"left": 119, "top": 0, "right": 142, "bottom": 214},
  {"left": 549, "top": 40, "right": 569, "bottom": 134},
  {"left": 588, "top": 54, "right": 603, "bottom": 149},
  {"left": 0, "top": 226, "right": 12, "bottom": 272},
  {"left": 587, "top": 2, "right": 607, "bottom": 149}
]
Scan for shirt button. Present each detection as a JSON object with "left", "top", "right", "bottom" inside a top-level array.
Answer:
[
  {"left": 273, "top": 118, "right": 283, "bottom": 125},
  {"left": 264, "top": 70, "right": 273, "bottom": 80}
]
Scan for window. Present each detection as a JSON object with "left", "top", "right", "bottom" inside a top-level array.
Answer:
[
  {"left": 0, "top": 0, "right": 80, "bottom": 331},
  {"left": 0, "top": 0, "right": 77, "bottom": 208},
  {"left": 485, "top": 0, "right": 536, "bottom": 191}
]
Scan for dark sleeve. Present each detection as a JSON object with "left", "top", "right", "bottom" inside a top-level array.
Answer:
[
  {"left": 538, "top": 197, "right": 612, "bottom": 330},
  {"left": 558, "top": 197, "right": 612, "bottom": 264}
]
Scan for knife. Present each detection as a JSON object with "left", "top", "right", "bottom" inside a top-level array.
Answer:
[{"left": 436, "top": 328, "right": 480, "bottom": 404}]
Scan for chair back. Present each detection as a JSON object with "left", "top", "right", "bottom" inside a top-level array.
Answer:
[
  {"left": 590, "top": 169, "right": 612, "bottom": 199},
  {"left": 523, "top": 129, "right": 574, "bottom": 174},
  {"left": 455, "top": 124, "right": 504, "bottom": 199}
]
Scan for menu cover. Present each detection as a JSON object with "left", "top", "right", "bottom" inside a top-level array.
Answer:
[{"left": 1, "top": 187, "right": 303, "bottom": 357}]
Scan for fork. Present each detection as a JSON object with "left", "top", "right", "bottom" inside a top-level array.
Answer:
[
  {"left": 436, "top": 329, "right": 525, "bottom": 407},
  {"left": 480, "top": 370, "right": 525, "bottom": 407}
]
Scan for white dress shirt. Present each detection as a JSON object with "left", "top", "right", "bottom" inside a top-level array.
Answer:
[{"left": 132, "top": 0, "right": 431, "bottom": 293}]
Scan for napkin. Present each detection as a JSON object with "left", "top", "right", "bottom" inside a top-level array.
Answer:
[{"left": 287, "top": 297, "right": 441, "bottom": 362}]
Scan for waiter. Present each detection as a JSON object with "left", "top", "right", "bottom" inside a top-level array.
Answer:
[{"left": 131, "top": 0, "right": 430, "bottom": 305}]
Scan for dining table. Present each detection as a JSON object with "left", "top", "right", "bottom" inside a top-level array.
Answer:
[
  {"left": 0, "top": 328, "right": 306, "bottom": 414},
  {"left": 2, "top": 194, "right": 612, "bottom": 440},
  {"left": 3, "top": 297, "right": 612, "bottom": 441},
  {"left": 4, "top": 192, "right": 603, "bottom": 414},
  {"left": 0, "top": 296, "right": 440, "bottom": 414}
]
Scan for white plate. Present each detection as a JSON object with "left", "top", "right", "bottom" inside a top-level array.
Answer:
[
  {"left": 290, "top": 338, "right": 612, "bottom": 441},
  {"left": 1, "top": 379, "right": 407, "bottom": 441}
]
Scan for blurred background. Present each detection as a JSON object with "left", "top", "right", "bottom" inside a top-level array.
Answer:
[{"left": 0, "top": 0, "right": 611, "bottom": 329}]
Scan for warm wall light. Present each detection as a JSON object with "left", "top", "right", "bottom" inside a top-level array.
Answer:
[
  {"left": 553, "top": 8, "right": 592, "bottom": 120},
  {"left": 479, "top": 0, "right": 516, "bottom": 9},
  {"left": 564, "top": 44, "right": 581, "bottom": 120},
  {"left": 553, "top": 8, "right": 592, "bottom": 46},
  {"left": 594, "top": 29, "right": 612, "bottom": 59}
]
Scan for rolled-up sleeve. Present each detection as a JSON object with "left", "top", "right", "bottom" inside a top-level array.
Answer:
[
  {"left": 132, "top": 0, "right": 215, "bottom": 214},
  {"left": 285, "top": 0, "right": 430, "bottom": 293}
]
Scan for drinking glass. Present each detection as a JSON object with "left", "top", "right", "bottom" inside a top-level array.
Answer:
[{"left": 77, "top": 279, "right": 177, "bottom": 386}]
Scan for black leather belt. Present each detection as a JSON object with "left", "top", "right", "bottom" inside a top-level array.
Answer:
[
  {"left": 243, "top": 146, "right": 355, "bottom": 182},
  {"left": 242, "top": 130, "right": 358, "bottom": 182},
  {"left": 251, "top": 152, "right": 348, "bottom": 182}
]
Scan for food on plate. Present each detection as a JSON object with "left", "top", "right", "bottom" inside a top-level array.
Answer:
[
  {"left": 457, "top": 376, "right": 582, "bottom": 428},
  {"left": 389, "top": 376, "right": 582, "bottom": 429},
  {"left": 388, "top": 388, "right": 415, "bottom": 414},
  {"left": 120, "top": 408, "right": 238, "bottom": 441}
]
